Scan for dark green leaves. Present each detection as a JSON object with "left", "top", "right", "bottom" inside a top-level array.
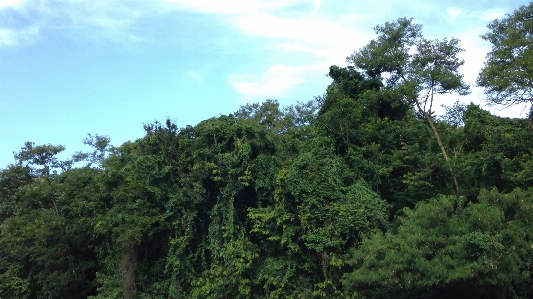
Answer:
[
  {"left": 13, "top": 142, "right": 69, "bottom": 176},
  {"left": 343, "top": 188, "right": 533, "bottom": 299}
]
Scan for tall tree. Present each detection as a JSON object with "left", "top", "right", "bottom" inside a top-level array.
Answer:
[
  {"left": 348, "top": 18, "right": 469, "bottom": 194},
  {"left": 477, "top": 2, "right": 533, "bottom": 107}
]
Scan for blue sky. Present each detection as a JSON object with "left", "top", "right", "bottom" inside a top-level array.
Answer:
[{"left": 0, "top": 0, "right": 530, "bottom": 168}]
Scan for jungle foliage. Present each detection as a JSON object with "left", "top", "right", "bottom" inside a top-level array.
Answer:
[{"left": 3, "top": 5, "right": 533, "bottom": 298}]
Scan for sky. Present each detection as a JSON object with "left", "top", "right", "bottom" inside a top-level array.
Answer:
[{"left": 0, "top": 0, "right": 530, "bottom": 168}]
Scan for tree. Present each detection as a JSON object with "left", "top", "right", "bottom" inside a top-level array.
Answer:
[
  {"left": 458, "top": 104, "right": 533, "bottom": 199},
  {"left": 343, "top": 188, "right": 533, "bottom": 298},
  {"left": 439, "top": 100, "right": 467, "bottom": 128},
  {"left": 13, "top": 142, "right": 71, "bottom": 178},
  {"left": 477, "top": 2, "right": 533, "bottom": 107},
  {"left": 1, "top": 147, "right": 100, "bottom": 299},
  {"left": 73, "top": 134, "right": 112, "bottom": 168},
  {"left": 348, "top": 18, "right": 469, "bottom": 194},
  {"left": 248, "top": 135, "right": 389, "bottom": 298},
  {"left": 90, "top": 137, "right": 174, "bottom": 299}
]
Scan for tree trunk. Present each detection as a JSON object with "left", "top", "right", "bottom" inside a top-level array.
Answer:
[
  {"left": 121, "top": 240, "right": 138, "bottom": 299},
  {"left": 421, "top": 109, "right": 459, "bottom": 195}
]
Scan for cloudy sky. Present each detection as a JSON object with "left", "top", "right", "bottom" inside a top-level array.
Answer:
[{"left": 0, "top": 0, "right": 530, "bottom": 167}]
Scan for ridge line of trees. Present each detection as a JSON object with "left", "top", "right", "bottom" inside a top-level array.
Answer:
[{"left": 2, "top": 2, "right": 533, "bottom": 298}]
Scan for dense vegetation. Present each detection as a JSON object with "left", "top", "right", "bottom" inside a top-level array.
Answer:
[{"left": 2, "top": 3, "right": 533, "bottom": 298}]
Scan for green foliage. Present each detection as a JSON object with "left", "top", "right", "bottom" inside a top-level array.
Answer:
[
  {"left": 343, "top": 188, "right": 533, "bottom": 298},
  {"left": 191, "top": 231, "right": 258, "bottom": 299},
  {"left": 13, "top": 142, "right": 71, "bottom": 177},
  {"left": 457, "top": 104, "right": 533, "bottom": 199},
  {"left": 0, "top": 164, "right": 100, "bottom": 298},
  {"left": 3, "top": 11, "right": 533, "bottom": 299},
  {"left": 347, "top": 17, "right": 469, "bottom": 103},
  {"left": 347, "top": 17, "right": 470, "bottom": 195},
  {"left": 317, "top": 63, "right": 453, "bottom": 210},
  {"left": 477, "top": 1, "right": 533, "bottom": 106},
  {"left": 248, "top": 136, "right": 389, "bottom": 297},
  {"left": 73, "top": 134, "right": 111, "bottom": 168}
]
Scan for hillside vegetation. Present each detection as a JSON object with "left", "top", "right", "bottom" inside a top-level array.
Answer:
[{"left": 2, "top": 3, "right": 533, "bottom": 298}]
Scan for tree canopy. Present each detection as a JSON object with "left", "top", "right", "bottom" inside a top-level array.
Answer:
[
  {"left": 2, "top": 10, "right": 533, "bottom": 299},
  {"left": 477, "top": 2, "right": 533, "bottom": 107}
]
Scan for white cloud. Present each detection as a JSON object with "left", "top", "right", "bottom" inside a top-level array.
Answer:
[
  {"left": 0, "top": 29, "right": 19, "bottom": 47},
  {"left": 60, "top": 1, "right": 146, "bottom": 37},
  {"left": 164, "top": 0, "right": 310, "bottom": 15},
  {"left": 164, "top": 0, "right": 371, "bottom": 56},
  {"left": 447, "top": 7, "right": 461, "bottom": 20},
  {"left": 2, "top": 0, "right": 528, "bottom": 116},
  {"left": 232, "top": 12, "right": 373, "bottom": 89},
  {"left": 273, "top": 42, "right": 325, "bottom": 56},
  {"left": 482, "top": 10, "right": 505, "bottom": 21},
  {"left": 312, "top": 0, "right": 322, "bottom": 13},
  {"left": 0, "top": 0, "right": 20, "bottom": 9},
  {"left": 229, "top": 64, "right": 306, "bottom": 99},
  {"left": 163, "top": 0, "right": 375, "bottom": 100},
  {"left": 0, "top": 26, "right": 38, "bottom": 47},
  {"left": 235, "top": 13, "right": 369, "bottom": 46},
  {"left": 456, "top": 30, "right": 491, "bottom": 83},
  {"left": 0, "top": 0, "right": 152, "bottom": 47},
  {"left": 0, "top": 0, "right": 39, "bottom": 47}
]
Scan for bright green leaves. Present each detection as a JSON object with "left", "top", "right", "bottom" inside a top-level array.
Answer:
[
  {"left": 3, "top": 100, "right": 533, "bottom": 298},
  {"left": 248, "top": 136, "right": 388, "bottom": 297},
  {"left": 0, "top": 264, "right": 30, "bottom": 299},
  {"left": 90, "top": 136, "right": 177, "bottom": 299},
  {"left": 477, "top": 2, "right": 533, "bottom": 106},
  {"left": 152, "top": 114, "right": 282, "bottom": 298},
  {"left": 286, "top": 139, "right": 387, "bottom": 254},
  {"left": 192, "top": 231, "right": 258, "bottom": 299}
]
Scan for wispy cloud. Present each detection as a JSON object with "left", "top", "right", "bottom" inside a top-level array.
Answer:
[
  {"left": 312, "top": 0, "right": 322, "bottom": 13},
  {"left": 447, "top": 7, "right": 461, "bottom": 20},
  {"left": 164, "top": 0, "right": 311, "bottom": 15},
  {"left": 164, "top": 0, "right": 373, "bottom": 98},
  {"left": 235, "top": 13, "right": 367, "bottom": 45},
  {"left": 482, "top": 10, "right": 505, "bottom": 21},
  {"left": 0, "top": 0, "right": 153, "bottom": 47},
  {"left": 166, "top": 0, "right": 371, "bottom": 58},
  {"left": 2, "top": 0, "right": 528, "bottom": 114},
  {"left": 229, "top": 64, "right": 307, "bottom": 100},
  {"left": 0, "top": 0, "right": 21, "bottom": 9},
  {"left": 0, "top": 26, "right": 38, "bottom": 47}
]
